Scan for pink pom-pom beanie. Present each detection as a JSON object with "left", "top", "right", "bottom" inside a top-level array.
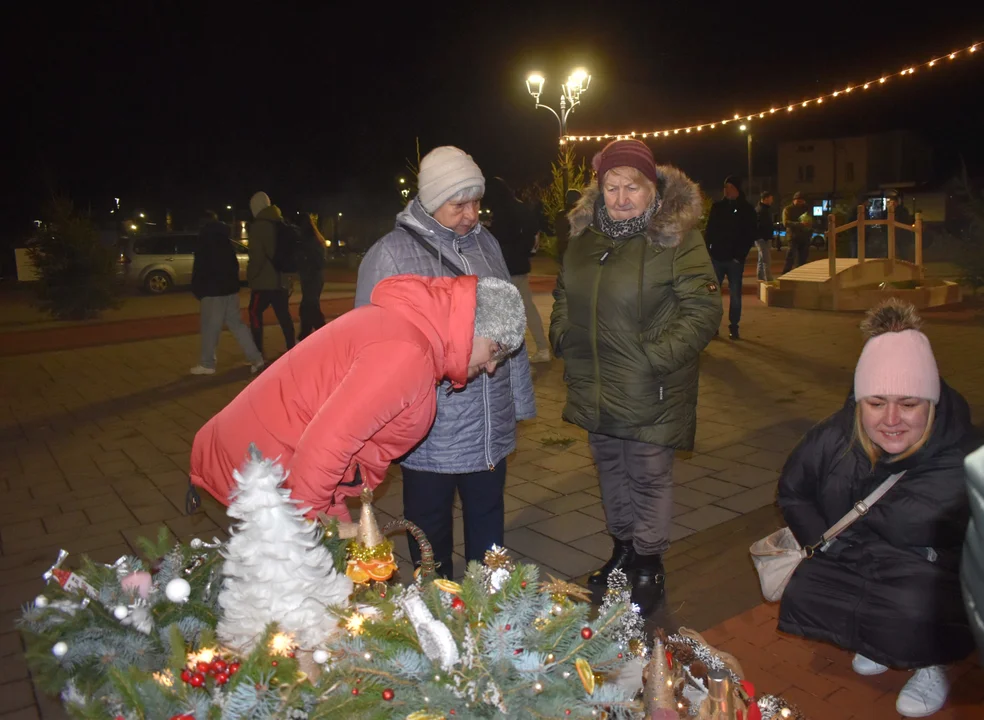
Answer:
[{"left": 853, "top": 328, "right": 940, "bottom": 404}]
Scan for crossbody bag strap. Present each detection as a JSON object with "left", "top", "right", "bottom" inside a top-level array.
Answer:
[
  {"left": 809, "top": 470, "right": 906, "bottom": 555},
  {"left": 403, "top": 226, "right": 465, "bottom": 277}
]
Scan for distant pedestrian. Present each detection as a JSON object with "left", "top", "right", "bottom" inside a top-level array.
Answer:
[
  {"left": 781, "top": 191, "right": 812, "bottom": 273},
  {"left": 297, "top": 212, "right": 327, "bottom": 341},
  {"left": 247, "top": 191, "right": 296, "bottom": 358},
  {"left": 554, "top": 189, "right": 582, "bottom": 266},
  {"left": 486, "top": 177, "right": 551, "bottom": 363},
  {"left": 755, "top": 191, "right": 776, "bottom": 281},
  {"left": 704, "top": 175, "right": 757, "bottom": 340},
  {"left": 189, "top": 211, "right": 264, "bottom": 375}
]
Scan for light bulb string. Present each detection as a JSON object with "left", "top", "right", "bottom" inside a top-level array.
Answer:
[{"left": 561, "top": 41, "right": 979, "bottom": 144}]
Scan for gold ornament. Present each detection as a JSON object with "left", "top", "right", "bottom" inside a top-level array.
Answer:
[
  {"left": 434, "top": 579, "right": 463, "bottom": 595},
  {"left": 546, "top": 653, "right": 556, "bottom": 664},
  {"left": 539, "top": 574, "right": 591, "bottom": 603},
  {"left": 575, "top": 657, "right": 595, "bottom": 695},
  {"left": 406, "top": 713, "right": 446, "bottom": 720},
  {"left": 345, "top": 489, "right": 397, "bottom": 584},
  {"left": 533, "top": 617, "right": 548, "bottom": 630},
  {"left": 483, "top": 545, "right": 513, "bottom": 571},
  {"left": 643, "top": 639, "right": 677, "bottom": 713},
  {"left": 628, "top": 638, "right": 645, "bottom": 657}
]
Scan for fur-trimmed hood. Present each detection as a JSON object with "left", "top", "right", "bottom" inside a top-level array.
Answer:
[{"left": 567, "top": 164, "right": 703, "bottom": 249}]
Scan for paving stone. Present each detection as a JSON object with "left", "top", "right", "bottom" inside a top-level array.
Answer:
[
  {"left": 738, "top": 449, "right": 789, "bottom": 472},
  {"left": 683, "top": 476, "right": 745, "bottom": 498},
  {"left": 669, "top": 523, "right": 695, "bottom": 542},
  {"left": 529, "top": 511, "right": 606, "bottom": 543},
  {"left": 532, "top": 469, "right": 598, "bottom": 495},
  {"left": 568, "top": 532, "right": 613, "bottom": 561},
  {"left": 675, "top": 504, "right": 740, "bottom": 532},
  {"left": 503, "top": 505, "right": 554, "bottom": 531},
  {"left": 506, "top": 483, "right": 561, "bottom": 505},
  {"left": 0, "top": 519, "right": 46, "bottom": 545},
  {"left": 531, "top": 451, "right": 595, "bottom": 473},
  {"left": 671, "top": 485, "right": 717, "bottom": 509},
  {"left": 504, "top": 527, "right": 599, "bottom": 578},
  {"left": 507, "top": 462, "right": 554, "bottom": 482},
  {"left": 711, "top": 463, "right": 777, "bottom": 489},
  {"left": 84, "top": 502, "right": 138, "bottom": 525},
  {"left": 536, "top": 491, "right": 598, "bottom": 515},
  {"left": 577, "top": 503, "right": 607, "bottom": 522},
  {"left": 713, "top": 483, "right": 779, "bottom": 514},
  {"left": 0, "top": 680, "right": 36, "bottom": 714},
  {"left": 40, "top": 511, "right": 89, "bottom": 534}
]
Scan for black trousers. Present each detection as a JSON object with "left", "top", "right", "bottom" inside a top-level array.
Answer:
[
  {"left": 401, "top": 462, "right": 507, "bottom": 579},
  {"left": 248, "top": 289, "right": 295, "bottom": 356}
]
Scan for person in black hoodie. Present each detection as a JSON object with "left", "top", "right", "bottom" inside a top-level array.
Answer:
[
  {"left": 485, "top": 177, "right": 550, "bottom": 362},
  {"left": 704, "top": 175, "right": 757, "bottom": 339},
  {"left": 777, "top": 300, "right": 979, "bottom": 718},
  {"left": 297, "top": 212, "right": 327, "bottom": 341},
  {"left": 190, "top": 211, "right": 264, "bottom": 375}
]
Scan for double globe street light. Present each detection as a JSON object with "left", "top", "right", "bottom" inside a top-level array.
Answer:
[{"left": 525, "top": 68, "right": 591, "bottom": 197}]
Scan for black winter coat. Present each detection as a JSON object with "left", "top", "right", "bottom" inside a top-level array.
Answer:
[
  {"left": 192, "top": 221, "right": 241, "bottom": 299},
  {"left": 777, "top": 380, "right": 979, "bottom": 668},
  {"left": 486, "top": 178, "right": 536, "bottom": 276},
  {"left": 704, "top": 195, "right": 757, "bottom": 263},
  {"left": 755, "top": 202, "right": 774, "bottom": 242}
]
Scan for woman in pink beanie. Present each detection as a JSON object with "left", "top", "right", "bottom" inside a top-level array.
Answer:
[{"left": 777, "top": 299, "right": 980, "bottom": 718}]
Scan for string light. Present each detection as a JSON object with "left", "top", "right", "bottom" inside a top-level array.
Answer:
[{"left": 560, "top": 39, "right": 980, "bottom": 144}]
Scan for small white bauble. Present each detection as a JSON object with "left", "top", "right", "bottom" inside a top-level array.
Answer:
[
  {"left": 165, "top": 578, "right": 191, "bottom": 603},
  {"left": 190, "top": 538, "right": 203, "bottom": 549},
  {"left": 312, "top": 649, "right": 329, "bottom": 664},
  {"left": 113, "top": 605, "right": 129, "bottom": 620},
  {"left": 34, "top": 595, "right": 49, "bottom": 608},
  {"left": 52, "top": 641, "right": 68, "bottom": 658}
]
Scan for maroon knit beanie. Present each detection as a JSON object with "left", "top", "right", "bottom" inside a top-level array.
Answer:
[{"left": 592, "top": 139, "right": 659, "bottom": 187}]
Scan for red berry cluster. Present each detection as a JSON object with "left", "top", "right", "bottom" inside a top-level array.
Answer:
[
  {"left": 451, "top": 596, "right": 465, "bottom": 612},
  {"left": 168, "top": 715, "right": 195, "bottom": 720},
  {"left": 179, "top": 657, "right": 240, "bottom": 688}
]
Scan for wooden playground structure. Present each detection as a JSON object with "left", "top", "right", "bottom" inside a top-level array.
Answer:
[{"left": 760, "top": 205, "right": 961, "bottom": 311}]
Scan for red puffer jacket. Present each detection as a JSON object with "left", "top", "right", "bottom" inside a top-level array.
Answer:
[{"left": 190, "top": 274, "right": 476, "bottom": 520}]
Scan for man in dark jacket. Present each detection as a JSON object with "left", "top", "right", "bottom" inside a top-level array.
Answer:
[
  {"left": 755, "top": 191, "right": 776, "bottom": 281},
  {"left": 781, "top": 192, "right": 812, "bottom": 272},
  {"left": 247, "top": 191, "right": 296, "bottom": 358},
  {"left": 486, "top": 177, "right": 550, "bottom": 362},
  {"left": 704, "top": 175, "right": 757, "bottom": 340},
  {"left": 190, "top": 211, "right": 264, "bottom": 375}
]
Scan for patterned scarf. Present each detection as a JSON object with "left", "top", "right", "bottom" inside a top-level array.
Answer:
[{"left": 596, "top": 195, "right": 662, "bottom": 239}]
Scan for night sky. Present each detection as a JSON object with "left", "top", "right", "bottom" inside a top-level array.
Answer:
[{"left": 4, "top": 1, "right": 983, "bottom": 239}]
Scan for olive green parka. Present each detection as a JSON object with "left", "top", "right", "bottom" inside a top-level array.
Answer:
[{"left": 549, "top": 166, "right": 722, "bottom": 448}]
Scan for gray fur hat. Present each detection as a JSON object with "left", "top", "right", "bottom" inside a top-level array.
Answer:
[{"left": 474, "top": 277, "right": 526, "bottom": 352}]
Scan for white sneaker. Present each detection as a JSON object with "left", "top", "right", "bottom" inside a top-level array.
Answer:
[
  {"left": 189, "top": 365, "right": 216, "bottom": 375},
  {"left": 250, "top": 360, "right": 265, "bottom": 375},
  {"left": 530, "top": 349, "right": 552, "bottom": 363},
  {"left": 896, "top": 666, "right": 949, "bottom": 717},
  {"left": 852, "top": 653, "right": 889, "bottom": 676}
]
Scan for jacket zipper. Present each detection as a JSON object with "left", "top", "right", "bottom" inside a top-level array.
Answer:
[
  {"left": 591, "top": 244, "right": 615, "bottom": 417},
  {"left": 454, "top": 238, "right": 494, "bottom": 470}
]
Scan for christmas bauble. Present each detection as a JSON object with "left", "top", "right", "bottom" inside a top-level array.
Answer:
[
  {"left": 313, "top": 650, "right": 329, "bottom": 664},
  {"left": 581, "top": 627, "right": 593, "bottom": 640},
  {"left": 52, "top": 642, "right": 68, "bottom": 658},
  {"left": 215, "top": 672, "right": 229, "bottom": 685},
  {"left": 190, "top": 672, "right": 205, "bottom": 687},
  {"left": 113, "top": 605, "right": 129, "bottom": 620},
  {"left": 190, "top": 538, "right": 204, "bottom": 549},
  {"left": 451, "top": 596, "right": 465, "bottom": 612},
  {"left": 382, "top": 688, "right": 395, "bottom": 701},
  {"left": 34, "top": 595, "right": 49, "bottom": 608},
  {"left": 165, "top": 578, "right": 191, "bottom": 603}
]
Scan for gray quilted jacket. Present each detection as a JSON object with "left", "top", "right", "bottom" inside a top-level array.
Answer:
[
  {"left": 355, "top": 198, "right": 537, "bottom": 473},
  {"left": 963, "top": 445, "right": 984, "bottom": 660}
]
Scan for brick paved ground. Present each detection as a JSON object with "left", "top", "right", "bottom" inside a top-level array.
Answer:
[{"left": 1, "top": 289, "right": 981, "bottom": 718}]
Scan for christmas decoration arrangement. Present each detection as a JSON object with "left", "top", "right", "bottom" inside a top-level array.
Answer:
[{"left": 18, "top": 450, "right": 807, "bottom": 719}]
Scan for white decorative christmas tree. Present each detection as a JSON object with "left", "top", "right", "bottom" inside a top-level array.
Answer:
[{"left": 217, "top": 447, "right": 352, "bottom": 652}]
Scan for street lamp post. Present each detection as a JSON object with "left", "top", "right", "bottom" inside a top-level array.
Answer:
[
  {"left": 740, "top": 124, "right": 753, "bottom": 194},
  {"left": 525, "top": 68, "right": 591, "bottom": 199}
]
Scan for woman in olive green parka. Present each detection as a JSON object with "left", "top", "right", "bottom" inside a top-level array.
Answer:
[{"left": 550, "top": 140, "right": 722, "bottom": 613}]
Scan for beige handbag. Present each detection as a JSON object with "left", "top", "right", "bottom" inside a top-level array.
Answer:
[{"left": 749, "top": 471, "right": 905, "bottom": 602}]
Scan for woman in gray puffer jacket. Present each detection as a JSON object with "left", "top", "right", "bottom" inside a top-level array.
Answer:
[{"left": 355, "top": 146, "right": 536, "bottom": 578}]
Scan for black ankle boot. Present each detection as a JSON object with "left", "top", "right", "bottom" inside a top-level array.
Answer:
[
  {"left": 587, "top": 537, "right": 636, "bottom": 587},
  {"left": 629, "top": 553, "right": 666, "bottom": 616}
]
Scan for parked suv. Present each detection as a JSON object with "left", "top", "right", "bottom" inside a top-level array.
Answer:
[{"left": 120, "top": 233, "right": 249, "bottom": 294}]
